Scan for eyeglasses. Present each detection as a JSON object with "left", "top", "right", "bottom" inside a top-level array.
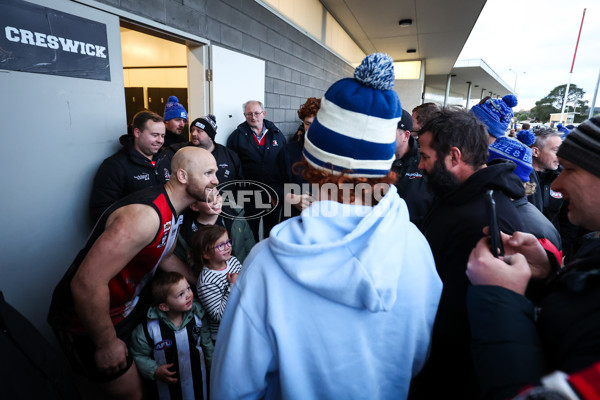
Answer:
[
  {"left": 244, "top": 111, "right": 264, "bottom": 118},
  {"left": 214, "top": 239, "right": 233, "bottom": 251}
]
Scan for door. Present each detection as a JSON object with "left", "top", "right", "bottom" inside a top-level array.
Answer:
[
  {"left": 211, "top": 45, "right": 265, "bottom": 146},
  {"left": 124, "top": 87, "right": 144, "bottom": 126}
]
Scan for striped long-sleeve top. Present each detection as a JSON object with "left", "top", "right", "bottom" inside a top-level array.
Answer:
[{"left": 196, "top": 256, "right": 242, "bottom": 340}]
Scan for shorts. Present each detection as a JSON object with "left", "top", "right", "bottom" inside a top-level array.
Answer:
[{"left": 53, "top": 291, "right": 152, "bottom": 383}]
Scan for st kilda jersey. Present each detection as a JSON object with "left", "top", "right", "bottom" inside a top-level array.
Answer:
[{"left": 48, "top": 185, "right": 183, "bottom": 332}]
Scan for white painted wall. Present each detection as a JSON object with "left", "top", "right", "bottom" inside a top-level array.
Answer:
[
  {"left": 211, "top": 45, "right": 265, "bottom": 146},
  {"left": 0, "top": 0, "right": 125, "bottom": 338}
]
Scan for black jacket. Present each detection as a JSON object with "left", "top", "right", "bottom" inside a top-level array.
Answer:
[
  {"left": 528, "top": 168, "right": 563, "bottom": 224},
  {"left": 163, "top": 128, "right": 187, "bottom": 149},
  {"left": 410, "top": 160, "right": 526, "bottom": 399},
  {"left": 514, "top": 196, "right": 562, "bottom": 252},
  {"left": 391, "top": 136, "right": 433, "bottom": 228},
  {"left": 467, "top": 249, "right": 600, "bottom": 399},
  {"left": 272, "top": 136, "right": 307, "bottom": 220},
  {"left": 89, "top": 135, "right": 171, "bottom": 222},
  {"left": 226, "top": 119, "right": 286, "bottom": 184}
]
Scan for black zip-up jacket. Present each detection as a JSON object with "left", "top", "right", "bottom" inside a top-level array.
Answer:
[
  {"left": 89, "top": 135, "right": 172, "bottom": 222},
  {"left": 410, "top": 159, "right": 526, "bottom": 399},
  {"left": 226, "top": 119, "right": 286, "bottom": 184},
  {"left": 391, "top": 136, "right": 433, "bottom": 228}
]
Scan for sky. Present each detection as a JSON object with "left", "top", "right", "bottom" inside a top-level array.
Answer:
[{"left": 458, "top": 0, "right": 600, "bottom": 112}]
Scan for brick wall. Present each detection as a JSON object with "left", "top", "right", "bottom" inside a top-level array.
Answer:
[{"left": 97, "top": 0, "right": 354, "bottom": 136}]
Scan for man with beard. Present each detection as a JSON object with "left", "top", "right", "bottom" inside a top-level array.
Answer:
[
  {"left": 167, "top": 114, "right": 243, "bottom": 186},
  {"left": 48, "top": 147, "right": 218, "bottom": 400},
  {"left": 162, "top": 96, "right": 188, "bottom": 148},
  {"left": 409, "top": 108, "right": 526, "bottom": 399}
]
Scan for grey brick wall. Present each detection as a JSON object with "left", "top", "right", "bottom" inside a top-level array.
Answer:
[{"left": 97, "top": 0, "right": 354, "bottom": 137}]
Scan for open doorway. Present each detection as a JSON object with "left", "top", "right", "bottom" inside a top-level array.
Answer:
[{"left": 120, "top": 23, "right": 205, "bottom": 140}]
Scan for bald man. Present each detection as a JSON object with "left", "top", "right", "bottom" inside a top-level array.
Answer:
[{"left": 48, "top": 147, "right": 218, "bottom": 399}]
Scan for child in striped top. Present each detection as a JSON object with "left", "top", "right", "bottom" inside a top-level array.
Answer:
[{"left": 188, "top": 225, "right": 242, "bottom": 341}]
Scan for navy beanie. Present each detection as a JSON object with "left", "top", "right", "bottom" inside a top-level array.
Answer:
[
  {"left": 488, "top": 137, "right": 533, "bottom": 182},
  {"left": 190, "top": 114, "right": 218, "bottom": 141},
  {"left": 303, "top": 53, "right": 401, "bottom": 178},
  {"left": 471, "top": 94, "right": 518, "bottom": 138},
  {"left": 164, "top": 96, "right": 188, "bottom": 121},
  {"left": 557, "top": 117, "right": 600, "bottom": 178}
]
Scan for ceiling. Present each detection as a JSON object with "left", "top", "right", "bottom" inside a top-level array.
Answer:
[{"left": 319, "top": 0, "right": 514, "bottom": 100}]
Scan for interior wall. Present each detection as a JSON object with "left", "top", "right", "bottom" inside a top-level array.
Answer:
[
  {"left": 395, "top": 80, "right": 424, "bottom": 113},
  {"left": 121, "top": 27, "right": 189, "bottom": 109}
]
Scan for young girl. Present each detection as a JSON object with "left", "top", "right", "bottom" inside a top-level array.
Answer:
[{"left": 188, "top": 225, "right": 242, "bottom": 341}]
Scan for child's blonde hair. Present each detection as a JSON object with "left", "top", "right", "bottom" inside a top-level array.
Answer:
[{"left": 188, "top": 225, "right": 228, "bottom": 272}]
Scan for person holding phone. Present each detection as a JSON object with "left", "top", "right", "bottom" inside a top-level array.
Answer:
[
  {"left": 466, "top": 117, "right": 600, "bottom": 399},
  {"left": 411, "top": 108, "right": 527, "bottom": 399}
]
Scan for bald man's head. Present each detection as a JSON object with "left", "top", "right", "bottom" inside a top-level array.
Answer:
[{"left": 170, "top": 147, "right": 219, "bottom": 201}]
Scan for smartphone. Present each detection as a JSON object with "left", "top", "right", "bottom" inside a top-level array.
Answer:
[{"left": 485, "top": 190, "right": 504, "bottom": 258}]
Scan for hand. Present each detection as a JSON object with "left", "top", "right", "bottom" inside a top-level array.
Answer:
[
  {"left": 95, "top": 337, "right": 128, "bottom": 375},
  {"left": 285, "top": 193, "right": 313, "bottom": 212},
  {"left": 467, "top": 236, "right": 531, "bottom": 295},
  {"left": 227, "top": 272, "right": 239, "bottom": 284},
  {"left": 484, "top": 227, "right": 552, "bottom": 279},
  {"left": 155, "top": 363, "right": 178, "bottom": 384}
]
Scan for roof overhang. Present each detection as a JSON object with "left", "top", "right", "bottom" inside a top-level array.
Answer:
[{"left": 427, "top": 59, "right": 515, "bottom": 101}]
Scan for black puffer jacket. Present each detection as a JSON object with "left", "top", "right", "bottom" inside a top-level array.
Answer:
[
  {"left": 226, "top": 119, "right": 286, "bottom": 184},
  {"left": 410, "top": 159, "right": 526, "bottom": 399},
  {"left": 391, "top": 136, "right": 433, "bottom": 228},
  {"left": 89, "top": 135, "right": 171, "bottom": 222},
  {"left": 467, "top": 250, "right": 600, "bottom": 399}
]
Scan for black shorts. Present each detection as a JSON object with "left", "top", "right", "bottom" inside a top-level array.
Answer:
[{"left": 54, "top": 293, "right": 152, "bottom": 383}]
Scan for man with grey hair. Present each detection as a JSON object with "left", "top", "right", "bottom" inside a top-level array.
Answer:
[
  {"left": 227, "top": 100, "right": 286, "bottom": 240},
  {"left": 528, "top": 127, "right": 564, "bottom": 223}
]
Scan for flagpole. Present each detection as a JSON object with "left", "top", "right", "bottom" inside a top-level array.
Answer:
[{"left": 559, "top": 8, "right": 586, "bottom": 124}]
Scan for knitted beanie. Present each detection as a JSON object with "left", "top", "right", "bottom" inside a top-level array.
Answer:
[
  {"left": 190, "top": 114, "right": 218, "bottom": 141},
  {"left": 471, "top": 94, "right": 518, "bottom": 138},
  {"left": 557, "top": 117, "right": 600, "bottom": 178},
  {"left": 488, "top": 136, "right": 533, "bottom": 182},
  {"left": 303, "top": 53, "right": 401, "bottom": 178},
  {"left": 163, "top": 96, "right": 188, "bottom": 121},
  {"left": 516, "top": 129, "right": 535, "bottom": 147}
]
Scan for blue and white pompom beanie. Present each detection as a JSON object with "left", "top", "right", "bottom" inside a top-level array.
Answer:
[
  {"left": 303, "top": 53, "right": 401, "bottom": 178},
  {"left": 164, "top": 96, "right": 188, "bottom": 121},
  {"left": 471, "top": 94, "right": 518, "bottom": 139}
]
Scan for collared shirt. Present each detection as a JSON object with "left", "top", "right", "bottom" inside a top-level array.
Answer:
[{"left": 251, "top": 125, "right": 269, "bottom": 146}]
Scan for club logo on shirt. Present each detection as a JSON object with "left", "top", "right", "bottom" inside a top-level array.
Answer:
[
  {"left": 155, "top": 339, "right": 172, "bottom": 351},
  {"left": 133, "top": 173, "right": 150, "bottom": 181},
  {"left": 405, "top": 172, "right": 423, "bottom": 179},
  {"left": 164, "top": 168, "right": 171, "bottom": 181},
  {"left": 550, "top": 189, "right": 563, "bottom": 199},
  {"left": 272, "top": 140, "right": 279, "bottom": 146}
]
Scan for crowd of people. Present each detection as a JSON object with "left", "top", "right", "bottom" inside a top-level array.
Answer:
[{"left": 45, "top": 52, "right": 600, "bottom": 399}]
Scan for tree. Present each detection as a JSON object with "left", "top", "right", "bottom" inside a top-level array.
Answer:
[{"left": 530, "top": 84, "right": 586, "bottom": 122}]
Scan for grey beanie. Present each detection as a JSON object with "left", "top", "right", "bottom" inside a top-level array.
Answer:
[{"left": 556, "top": 116, "right": 600, "bottom": 178}]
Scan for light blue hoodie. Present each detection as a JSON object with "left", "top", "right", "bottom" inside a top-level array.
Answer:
[{"left": 211, "top": 186, "right": 442, "bottom": 399}]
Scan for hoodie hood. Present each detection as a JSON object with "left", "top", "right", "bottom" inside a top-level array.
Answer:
[
  {"left": 268, "top": 185, "right": 420, "bottom": 312},
  {"left": 443, "top": 159, "right": 525, "bottom": 205}
]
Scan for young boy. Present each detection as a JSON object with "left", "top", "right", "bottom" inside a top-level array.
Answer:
[{"left": 129, "top": 272, "right": 214, "bottom": 400}]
